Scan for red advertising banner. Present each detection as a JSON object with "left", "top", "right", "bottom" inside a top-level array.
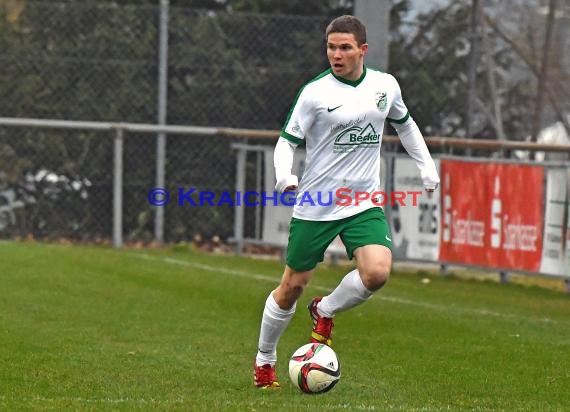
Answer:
[{"left": 440, "top": 160, "right": 544, "bottom": 272}]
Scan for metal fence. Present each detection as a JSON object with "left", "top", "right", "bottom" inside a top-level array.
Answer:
[
  {"left": 0, "top": 1, "right": 332, "bottom": 127},
  {"left": 3, "top": 1, "right": 568, "bottom": 131},
  {"left": 0, "top": 119, "right": 247, "bottom": 245},
  {"left": 0, "top": 0, "right": 569, "bottom": 245}
]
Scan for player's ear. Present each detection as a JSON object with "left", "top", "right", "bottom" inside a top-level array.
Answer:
[{"left": 360, "top": 43, "right": 369, "bottom": 57}]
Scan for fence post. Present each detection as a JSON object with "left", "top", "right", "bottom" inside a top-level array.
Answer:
[
  {"left": 383, "top": 152, "right": 393, "bottom": 246},
  {"left": 155, "top": 0, "right": 169, "bottom": 244},
  {"left": 234, "top": 147, "right": 247, "bottom": 255},
  {"left": 113, "top": 128, "right": 124, "bottom": 248},
  {"left": 499, "top": 271, "right": 509, "bottom": 284},
  {"left": 255, "top": 150, "right": 262, "bottom": 240}
]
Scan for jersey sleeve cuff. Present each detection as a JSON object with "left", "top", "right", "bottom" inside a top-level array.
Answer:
[
  {"left": 387, "top": 111, "right": 410, "bottom": 124},
  {"left": 280, "top": 131, "right": 305, "bottom": 146}
]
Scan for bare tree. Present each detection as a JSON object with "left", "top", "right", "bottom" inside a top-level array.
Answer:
[
  {"left": 530, "top": 0, "right": 558, "bottom": 152},
  {"left": 480, "top": 3, "right": 506, "bottom": 142},
  {"left": 484, "top": 6, "right": 570, "bottom": 138},
  {"left": 466, "top": 0, "right": 482, "bottom": 141}
]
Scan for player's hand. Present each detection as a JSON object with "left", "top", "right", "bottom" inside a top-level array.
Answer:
[
  {"left": 275, "top": 174, "right": 299, "bottom": 193},
  {"left": 425, "top": 183, "right": 438, "bottom": 193}
]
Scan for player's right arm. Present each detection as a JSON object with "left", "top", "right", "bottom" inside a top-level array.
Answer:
[
  {"left": 274, "top": 138, "right": 298, "bottom": 192},
  {"left": 274, "top": 85, "right": 316, "bottom": 193}
]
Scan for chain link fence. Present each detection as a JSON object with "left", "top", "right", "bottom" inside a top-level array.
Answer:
[{"left": 0, "top": 0, "right": 568, "bottom": 244}]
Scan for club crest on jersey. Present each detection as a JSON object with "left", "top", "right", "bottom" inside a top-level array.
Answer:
[
  {"left": 333, "top": 123, "right": 380, "bottom": 152},
  {"left": 291, "top": 122, "right": 301, "bottom": 134},
  {"left": 375, "top": 91, "right": 387, "bottom": 111}
]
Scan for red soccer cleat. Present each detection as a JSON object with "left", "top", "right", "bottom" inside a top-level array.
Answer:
[
  {"left": 253, "top": 362, "right": 281, "bottom": 389},
  {"left": 308, "top": 297, "right": 334, "bottom": 346}
]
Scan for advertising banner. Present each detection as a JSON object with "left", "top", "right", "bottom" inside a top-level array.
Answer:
[
  {"left": 566, "top": 169, "right": 570, "bottom": 277},
  {"left": 539, "top": 168, "right": 567, "bottom": 276},
  {"left": 389, "top": 157, "right": 440, "bottom": 261},
  {"left": 440, "top": 160, "right": 544, "bottom": 272}
]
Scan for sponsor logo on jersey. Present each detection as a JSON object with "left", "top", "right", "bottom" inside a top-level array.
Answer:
[
  {"left": 330, "top": 116, "right": 366, "bottom": 134},
  {"left": 333, "top": 123, "right": 380, "bottom": 151},
  {"left": 375, "top": 91, "right": 387, "bottom": 111}
]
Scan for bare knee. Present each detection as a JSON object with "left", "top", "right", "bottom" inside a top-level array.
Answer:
[
  {"left": 354, "top": 245, "right": 392, "bottom": 292},
  {"left": 360, "top": 263, "right": 391, "bottom": 291}
]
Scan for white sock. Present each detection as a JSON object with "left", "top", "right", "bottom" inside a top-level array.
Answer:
[
  {"left": 318, "top": 269, "right": 373, "bottom": 318},
  {"left": 255, "top": 292, "right": 296, "bottom": 366}
]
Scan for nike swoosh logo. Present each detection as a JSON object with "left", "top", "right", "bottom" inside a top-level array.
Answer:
[
  {"left": 385, "top": 235, "right": 392, "bottom": 242},
  {"left": 327, "top": 105, "right": 343, "bottom": 112}
]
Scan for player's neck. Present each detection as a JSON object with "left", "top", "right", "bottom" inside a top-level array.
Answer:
[
  {"left": 334, "top": 66, "right": 366, "bottom": 84},
  {"left": 345, "top": 66, "right": 364, "bottom": 81}
]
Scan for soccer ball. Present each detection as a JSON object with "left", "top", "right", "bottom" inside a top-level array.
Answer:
[{"left": 288, "top": 343, "right": 341, "bottom": 394}]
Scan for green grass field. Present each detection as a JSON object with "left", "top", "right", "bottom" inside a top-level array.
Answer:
[{"left": 1, "top": 241, "right": 569, "bottom": 411}]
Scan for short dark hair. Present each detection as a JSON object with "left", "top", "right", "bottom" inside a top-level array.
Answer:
[{"left": 325, "top": 15, "right": 367, "bottom": 46}]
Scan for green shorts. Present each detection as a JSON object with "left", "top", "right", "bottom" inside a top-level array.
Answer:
[{"left": 286, "top": 207, "right": 392, "bottom": 272}]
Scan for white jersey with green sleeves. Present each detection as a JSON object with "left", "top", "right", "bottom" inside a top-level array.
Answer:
[{"left": 280, "top": 67, "right": 410, "bottom": 221}]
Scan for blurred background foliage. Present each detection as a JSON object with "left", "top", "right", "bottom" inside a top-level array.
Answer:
[{"left": 0, "top": 0, "right": 567, "bottom": 241}]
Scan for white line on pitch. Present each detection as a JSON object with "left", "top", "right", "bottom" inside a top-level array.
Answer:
[
  {"left": 0, "top": 395, "right": 186, "bottom": 404},
  {"left": 0, "top": 396, "right": 386, "bottom": 410},
  {"left": 124, "top": 252, "right": 568, "bottom": 326}
]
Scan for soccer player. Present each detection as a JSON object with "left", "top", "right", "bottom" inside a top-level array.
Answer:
[{"left": 253, "top": 15, "right": 440, "bottom": 388}]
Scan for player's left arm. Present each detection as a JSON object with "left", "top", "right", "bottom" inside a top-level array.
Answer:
[
  {"left": 391, "top": 118, "right": 440, "bottom": 192},
  {"left": 386, "top": 76, "right": 440, "bottom": 192}
]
